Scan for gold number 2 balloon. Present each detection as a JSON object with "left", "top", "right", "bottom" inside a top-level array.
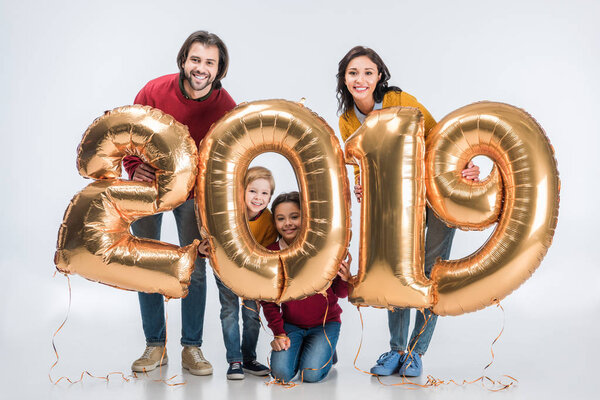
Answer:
[
  {"left": 196, "top": 100, "right": 351, "bottom": 302},
  {"left": 345, "top": 103, "right": 559, "bottom": 316},
  {"left": 55, "top": 105, "right": 200, "bottom": 298}
]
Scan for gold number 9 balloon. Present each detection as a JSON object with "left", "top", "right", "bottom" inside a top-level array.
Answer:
[
  {"left": 54, "top": 105, "right": 200, "bottom": 298},
  {"left": 196, "top": 100, "right": 351, "bottom": 302},
  {"left": 426, "top": 102, "right": 559, "bottom": 315},
  {"left": 346, "top": 102, "right": 559, "bottom": 316}
]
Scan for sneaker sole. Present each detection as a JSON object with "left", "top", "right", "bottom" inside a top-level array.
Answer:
[
  {"left": 242, "top": 368, "right": 270, "bottom": 376},
  {"left": 182, "top": 362, "right": 213, "bottom": 376},
  {"left": 132, "top": 357, "right": 168, "bottom": 373},
  {"left": 226, "top": 373, "right": 245, "bottom": 380}
]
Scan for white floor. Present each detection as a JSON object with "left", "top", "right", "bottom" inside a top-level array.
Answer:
[{"left": 3, "top": 232, "right": 598, "bottom": 400}]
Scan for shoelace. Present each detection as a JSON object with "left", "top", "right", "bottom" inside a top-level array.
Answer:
[
  {"left": 376, "top": 351, "right": 396, "bottom": 365},
  {"left": 231, "top": 362, "right": 242, "bottom": 370},
  {"left": 141, "top": 347, "right": 156, "bottom": 359},
  {"left": 190, "top": 349, "right": 205, "bottom": 363}
]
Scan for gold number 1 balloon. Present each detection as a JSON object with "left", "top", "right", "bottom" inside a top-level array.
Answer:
[
  {"left": 55, "top": 105, "right": 200, "bottom": 298},
  {"left": 345, "top": 108, "right": 432, "bottom": 309},
  {"left": 345, "top": 103, "right": 559, "bottom": 316}
]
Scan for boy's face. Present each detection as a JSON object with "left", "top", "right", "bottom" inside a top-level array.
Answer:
[{"left": 245, "top": 178, "right": 272, "bottom": 219}]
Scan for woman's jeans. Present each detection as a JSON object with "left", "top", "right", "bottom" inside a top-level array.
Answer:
[
  {"left": 270, "top": 322, "right": 341, "bottom": 383},
  {"left": 388, "top": 208, "right": 456, "bottom": 355}
]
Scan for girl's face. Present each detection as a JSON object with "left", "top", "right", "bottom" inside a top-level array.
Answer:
[
  {"left": 273, "top": 201, "right": 301, "bottom": 245},
  {"left": 344, "top": 55, "right": 381, "bottom": 104},
  {"left": 245, "top": 178, "right": 272, "bottom": 218}
]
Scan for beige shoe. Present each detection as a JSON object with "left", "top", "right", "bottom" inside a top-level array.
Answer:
[
  {"left": 181, "top": 346, "right": 213, "bottom": 376},
  {"left": 131, "top": 345, "right": 168, "bottom": 372}
]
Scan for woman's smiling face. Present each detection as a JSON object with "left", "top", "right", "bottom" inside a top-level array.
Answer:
[{"left": 344, "top": 55, "right": 381, "bottom": 105}]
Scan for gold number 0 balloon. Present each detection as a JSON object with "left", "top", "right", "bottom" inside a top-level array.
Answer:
[
  {"left": 345, "top": 103, "right": 559, "bottom": 316},
  {"left": 427, "top": 102, "right": 560, "bottom": 315},
  {"left": 196, "top": 100, "right": 351, "bottom": 302},
  {"left": 55, "top": 105, "right": 200, "bottom": 298}
]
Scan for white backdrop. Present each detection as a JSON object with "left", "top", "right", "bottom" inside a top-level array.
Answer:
[{"left": 2, "top": 0, "right": 599, "bottom": 399}]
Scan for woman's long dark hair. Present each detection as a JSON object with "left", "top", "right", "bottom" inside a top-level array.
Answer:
[{"left": 336, "top": 46, "right": 401, "bottom": 117}]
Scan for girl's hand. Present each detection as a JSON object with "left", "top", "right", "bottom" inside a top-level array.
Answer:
[
  {"left": 337, "top": 253, "right": 352, "bottom": 282},
  {"left": 354, "top": 184, "right": 363, "bottom": 203},
  {"left": 461, "top": 161, "right": 480, "bottom": 182},
  {"left": 271, "top": 336, "right": 290, "bottom": 351},
  {"left": 197, "top": 239, "right": 211, "bottom": 256}
]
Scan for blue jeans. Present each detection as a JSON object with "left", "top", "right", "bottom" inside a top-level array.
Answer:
[
  {"left": 270, "top": 322, "right": 341, "bottom": 383},
  {"left": 131, "top": 199, "right": 207, "bottom": 347},
  {"left": 388, "top": 208, "right": 455, "bottom": 355},
  {"left": 215, "top": 276, "right": 261, "bottom": 363}
]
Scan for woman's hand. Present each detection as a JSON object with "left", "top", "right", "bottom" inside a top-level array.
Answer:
[
  {"left": 354, "top": 184, "right": 363, "bottom": 203},
  {"left": 271, "top": 335, "right": 290, "bottom": 351},
  {"left": 337, "top": 253, "right": 352, "bottom": 282},
  {"left": 197, "top": 239, "right": 211, "bottom": 257},
  {"left": 461, "top": 161, "right": 480, "bottom": 182}
]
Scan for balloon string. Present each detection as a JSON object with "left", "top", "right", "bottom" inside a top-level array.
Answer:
[
  {"left": 49, "top": 273, "right": 185, "bottom": 386},
  {"left": 352, "top": 303, "right": 517, "bottom": 391},
  {"left": 266, "top": 292, "right": 333, "bottom": 388},
  {"left": 153, "top": 299, "right": 186, "bottom": 386}
]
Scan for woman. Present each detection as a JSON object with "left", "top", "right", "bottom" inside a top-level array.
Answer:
[{"left": 336, "top": 46, "right": 479, "bottom": 377}]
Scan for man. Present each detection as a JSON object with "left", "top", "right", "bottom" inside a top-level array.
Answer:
[{"left": 124, "top": 31, "right": 268, "bottom": 380}]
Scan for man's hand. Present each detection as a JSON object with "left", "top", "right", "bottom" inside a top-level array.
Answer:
[
  {"left": 132, "top": 163, "right": 157, "bottom": 182},
  {"left": 271, "top": 336, "right": 291, "bottom": 351},
  {"left": 461, "top": 161, "right": 480, "bottom": 182}
]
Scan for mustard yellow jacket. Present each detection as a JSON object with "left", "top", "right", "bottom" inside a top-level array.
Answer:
[
  {"left": 248, "top": 208, "right": 278, "bottom": 247},
  {"left": 338, "top": 90, "right": 436, "bottom": 182}
]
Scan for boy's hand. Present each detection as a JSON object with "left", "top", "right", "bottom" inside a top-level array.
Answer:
[
  {"left": 337, "top": 253, "right": 352, "bottom": 282},
  {"left": 197, "top": 239, "right": 211, "bottom": 257},
  {"left": 132, "top": 163, "right": 156, "bottom": 182},
  {"left": 271, "top": 336, "right": 290, "bottom": 351}
]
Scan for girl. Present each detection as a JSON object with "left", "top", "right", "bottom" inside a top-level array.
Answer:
[
  {"left": 336, "top": 46, "right": 479, "bottom": 377},
  {"left": 261, "top": 191, "right": 351, "bottom": 383}
]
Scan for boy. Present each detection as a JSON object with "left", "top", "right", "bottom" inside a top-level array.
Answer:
[{"left": 198, "top": 166, "right": 277, "bottom": 379}]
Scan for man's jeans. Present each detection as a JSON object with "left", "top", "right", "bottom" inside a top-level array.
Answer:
[
  {"left": 388, "top": 208, "right": 456, "bottom": 355},
  {"left": 132, "top": 199, "right": 207, "bottom": 347},
  {"left": 215, "top": 276, "right": 261, "bottom": 363},
  {"left": 270, "top": 322, "right": 340, "bottom": 383}
]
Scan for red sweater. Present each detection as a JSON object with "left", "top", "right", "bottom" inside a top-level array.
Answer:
[
  {"left": 123, "top": 73, "right": 236, "bottom": 179},
  {"left": 261, "top": 241, "right": 349, "bottom": 336}
]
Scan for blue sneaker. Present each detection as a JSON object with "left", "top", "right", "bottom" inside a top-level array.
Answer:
[
  {"left": 227, "top": 362, "right": 245, "bottom": 380},
  {"left": 398, "top": 353, "right": 422, "bottom": 377},
  {"left": 370, "top": 351, "right": 402, "bottom": 376}
]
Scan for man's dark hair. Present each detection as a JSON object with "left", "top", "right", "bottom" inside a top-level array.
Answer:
[{"left": 177, "top": 30, "right": 229, "bottom": 89}]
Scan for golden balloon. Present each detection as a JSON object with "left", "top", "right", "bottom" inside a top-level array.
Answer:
[
  {"left": 345, "top": 102, "right": 559, "bottom": 316},
  {"left": 55, "top": 105, "right": 200, "bottom": 298},
  {"left": 196, "top": 100, "right": 351, "bottom": 302},
  {"left": 427, "top": 102, "right": 560, "bottom": 315},
  {"left": 345, "top": 107, "right": 432, "bottom": 309}
]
